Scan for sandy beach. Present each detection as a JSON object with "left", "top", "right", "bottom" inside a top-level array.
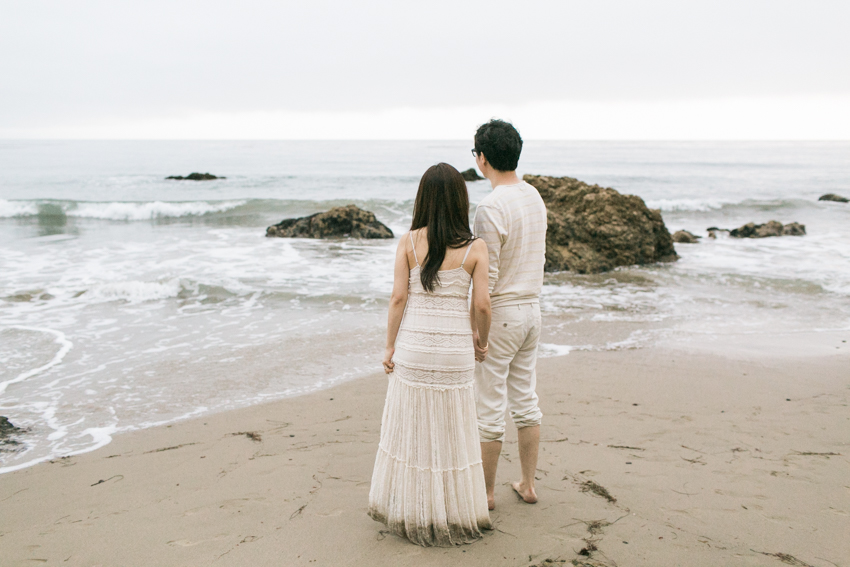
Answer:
[{"left": 1, "top": 346, "right": 847, "bottom": 566}]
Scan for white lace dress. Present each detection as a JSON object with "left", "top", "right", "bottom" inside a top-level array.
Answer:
[{"left": 368, "top": 242, "right": 492, "bottom": 547}]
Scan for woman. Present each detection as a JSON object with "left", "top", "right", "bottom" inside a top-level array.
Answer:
[{"left": 368, "top": 163, "right": 493, "bottom": 546}]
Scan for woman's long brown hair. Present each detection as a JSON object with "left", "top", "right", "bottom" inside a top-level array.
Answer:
[{"left": 410, "top": 163, "right": 474, "bottom": 292}]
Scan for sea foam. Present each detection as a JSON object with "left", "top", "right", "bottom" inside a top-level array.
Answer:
[{"left": 0, "top": 199, "right": 247, "bottom": 220}]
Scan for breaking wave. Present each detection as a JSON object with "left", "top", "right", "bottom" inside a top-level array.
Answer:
[{"left": 0, "top": 199, "right": 247, "bottom": 221}]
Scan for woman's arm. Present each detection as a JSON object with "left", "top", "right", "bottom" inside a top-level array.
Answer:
[
  {"left": 468, "top": 238, "right": 491, "bottom": 361},
  {"left": 383, "top": 234, "right": 411, "bottom": 373}
]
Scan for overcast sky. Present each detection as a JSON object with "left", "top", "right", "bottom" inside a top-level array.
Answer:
[{"left": 2, "top": 0, "right": 848, "bottom": 139}]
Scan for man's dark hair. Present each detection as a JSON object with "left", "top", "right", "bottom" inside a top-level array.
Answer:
[{"left": 474, "top": 119, "right": 523, "bottom": 172}]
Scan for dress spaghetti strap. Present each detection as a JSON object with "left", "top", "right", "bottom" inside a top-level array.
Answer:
[
  {"left": 460, "top": 239, "right": 474, "bottom": 268},
  {"left": 409, "top": 232, "right": 420, "bottom": 266}
]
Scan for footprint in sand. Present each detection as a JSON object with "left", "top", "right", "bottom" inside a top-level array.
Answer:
[{"left": 313, "top": 508, "right": 344, "bottom": 517}]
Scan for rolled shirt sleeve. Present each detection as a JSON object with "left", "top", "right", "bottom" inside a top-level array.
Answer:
[{"left": 473, "top": 204, "right": 507, "bottom": 294}]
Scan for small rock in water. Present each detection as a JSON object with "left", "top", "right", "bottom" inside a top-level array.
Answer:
[
  {"left": 672, "top": 230, "right": 701, "bottom": 244},
  {"left": 0, "top": 416, "right": 24, "bottom": 449},
  {"left": 781, "top": 222, "right": 806, "bottom": 236},
  {"left": 266, "top": 204, "right": 394, "bottom": 239},
  {"left": 729, "top": 220, "right": 806, "bottom": 238},
  {"left": 818, "top": 193, "right": 849, "bottom": 203},
  {"left": 460, "top": 168, "right": 484, "bottom": 181},
  {"left": 165, "top": 172, "right": 225, "bottom": 181}
]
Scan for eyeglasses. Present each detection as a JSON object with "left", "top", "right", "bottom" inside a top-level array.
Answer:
[{"left": 471, "top": 149, "right": 480, "bottom": 157}]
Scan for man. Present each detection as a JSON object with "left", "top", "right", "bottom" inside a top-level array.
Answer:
[{"left": 471, "top": 119, "right": 547, "bottom": 510}]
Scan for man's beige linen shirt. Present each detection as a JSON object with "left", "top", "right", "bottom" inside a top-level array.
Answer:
[{"left": 472, "top": 181, "right": 547, "bottom": 308}]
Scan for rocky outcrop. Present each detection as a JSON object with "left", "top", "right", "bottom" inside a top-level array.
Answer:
[
  {"left": 266, "top": 205, "right": 394, "bottom": 239},
  {"left": 523, "top": 175, "right": 678, "bottom": 274},
  {"left": 461, "top": 168, "right": 484, "bottom": 182},
  {"left": 672, "top": 230, "right": 701, "bottom": 244},
  {"left": 819, "top": 193, "right": 848, "bottom": 203},
  {"left": 165, "top": 172, "right": 225, "bottom": 180},
  {"left": 729, "top": 221, "right": 806, "bottom": 238},
  {"left": 0, "top": 416, "right": 23, "bottom": 451},
  {"left": 782, "top": 222, "right": 806, "bottom": 236}
]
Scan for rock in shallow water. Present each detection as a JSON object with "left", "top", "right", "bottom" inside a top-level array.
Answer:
[
  {"left": 523, "top": 175, "right": 678, "bottom": 274},
  {"left": 672, "top": 230, "right": 701, "bottom": 244},
  {"left": 729, "top": 221, "right": 806, "bottom": 238},
  {"left": 818, "top": 193, "right": 849, "bottom": 203},
  {"left": 461, "top": 168, "right": 484, "bottom": 181},
  {"left": 0, "top": 416, "right": 24, "bottom": 450},
  {"left": 165, "top": 172, "right": 225, "bottom": 180},
  {"left": 266, "top": 204, "right": 394, "bottom": 239}
]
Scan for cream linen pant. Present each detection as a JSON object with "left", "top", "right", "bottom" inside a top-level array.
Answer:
[{"left": 475, "top": 302, "right": 543, "bottom": 442}]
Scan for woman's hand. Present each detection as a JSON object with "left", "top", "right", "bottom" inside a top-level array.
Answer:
[
  {"left": 473, "top": 334, "right": 488, "bottom": 362},
  {"left": 382, "top": 346, "right": 395, "bottom": 374}
]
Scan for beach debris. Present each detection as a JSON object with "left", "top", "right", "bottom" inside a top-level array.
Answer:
[
  {"left": 524, "top": 174, "right": 678, "bottom": 274},
  {"left": 752, "top": 550, "right": 817, "bottom": 567},
  {"left": 607, "top": 445, "right": 645, "bottom": 451},
  {"left": 231, "top": 431, "right": 262, "bottom": 442},
  {"left": 818, "top": 193, "right": 848, "bottom": 203},
  {"left": 576, "top": 480, "right": 617, "bottom": 503},
  {"left": 266, "top": 204, "right": 394, "bottom": 239},
  {"left": 143, "top": 442, "right": 199, "bottom": 454},
  {"left": 90, "top": 474, "right": 123, "bottom": 487},
  {"left": 165, "top": 172, "right": 225, "bottom": 180},
  {"left": 289, "top": 504, "right": 307, "bottom": 519},
  {"left": 460, "top": 168, "right": 484, "bottom": 181},
  {"left": 729, "top": 220, "right": 806, "bottom": 238},
  {"left": 790, "top": 451, "right": 840, "bottom": 457},
  {"left": 672, "top": 230, "right": 701, "bottom": 244}
]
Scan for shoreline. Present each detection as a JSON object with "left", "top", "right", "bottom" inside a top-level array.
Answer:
[{"left": 1, "top": 347, "right": 848, "bottom": 566}]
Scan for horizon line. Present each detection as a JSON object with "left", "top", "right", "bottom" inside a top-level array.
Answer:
[{"left": 2, "top": 138, "right": 849, "bottom": 143}]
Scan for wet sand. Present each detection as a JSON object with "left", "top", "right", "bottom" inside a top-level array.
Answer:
[{"left": 1, "top": 348, "right": 848, "bottom": 566}]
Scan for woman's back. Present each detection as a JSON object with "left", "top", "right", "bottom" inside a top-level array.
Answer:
[
  {"left": 369, "top": 163, "right": 492, "bottom": 547},
  {"left": 397, "top": 230, "right": 475, "bottom": 389}
]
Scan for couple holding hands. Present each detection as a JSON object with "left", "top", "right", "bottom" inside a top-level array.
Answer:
[{"left": 369, "top": 119, "right": 548, "bottom": 546}]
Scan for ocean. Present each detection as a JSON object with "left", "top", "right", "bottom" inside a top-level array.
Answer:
[{"left": 1, "top": 140, "right": 849, "bottom": 473}]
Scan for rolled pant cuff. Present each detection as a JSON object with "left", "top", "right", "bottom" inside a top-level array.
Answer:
[
  {"left": 478, "top": 426, "right": 505, "bottom": 443},
  {"left": 512, "top": 411, "right": 542, "bottom": 429}
]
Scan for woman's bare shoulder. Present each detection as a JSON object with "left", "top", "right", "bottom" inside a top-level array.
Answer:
[{"left": 471, "top": 237, "right": 488, "bottom": 253}]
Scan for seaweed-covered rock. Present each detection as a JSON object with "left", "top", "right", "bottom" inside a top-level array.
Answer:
[
  {"left": 672, "top": 230, "right": 701, "bottom": 244},
  {"left": 165, "top": 172, "right": 224, "bottom": 180},
  {"left": 0, "top": 416, "right": 23, "bottom": 451},
  {"left": 782, "top": 222, "right": 806, "bottom": 236},
  {"left": 461, "top": 168, "right": 484, "bottom": 182},
  {"left": 818, "top": 193, "right": 848, "bottom": 203},
  {"left": 523, "top": 175, "right": 678, "bottom": 273},
  {"left": 266, "top": 205, "right": 394, "bottom": 239},
  {"left": 729, "top": 221, "right": 806, "bottom": 238}
]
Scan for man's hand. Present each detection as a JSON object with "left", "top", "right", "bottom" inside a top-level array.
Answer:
[
  {"left": 473, "top": 334, "right": 488, "bottom": 363},
  {"left": 382, "top": 347, "right": 395, "bottom": 374}
]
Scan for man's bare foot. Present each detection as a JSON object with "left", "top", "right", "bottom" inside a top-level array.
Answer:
[
  {"left": 511, "top": 481, "right": 537, "bottom": 504},
  {"left": 487, "top": 493, "right": 495, "bottom": 510}
]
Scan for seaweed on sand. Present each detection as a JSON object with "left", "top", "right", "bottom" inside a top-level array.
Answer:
[{"left": 579, "top": 480, "right": 617, "bottom": 504}]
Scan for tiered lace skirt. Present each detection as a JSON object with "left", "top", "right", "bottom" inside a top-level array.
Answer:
[{"left": 368, "top": 275, "right": 492, "bottom": 546}]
